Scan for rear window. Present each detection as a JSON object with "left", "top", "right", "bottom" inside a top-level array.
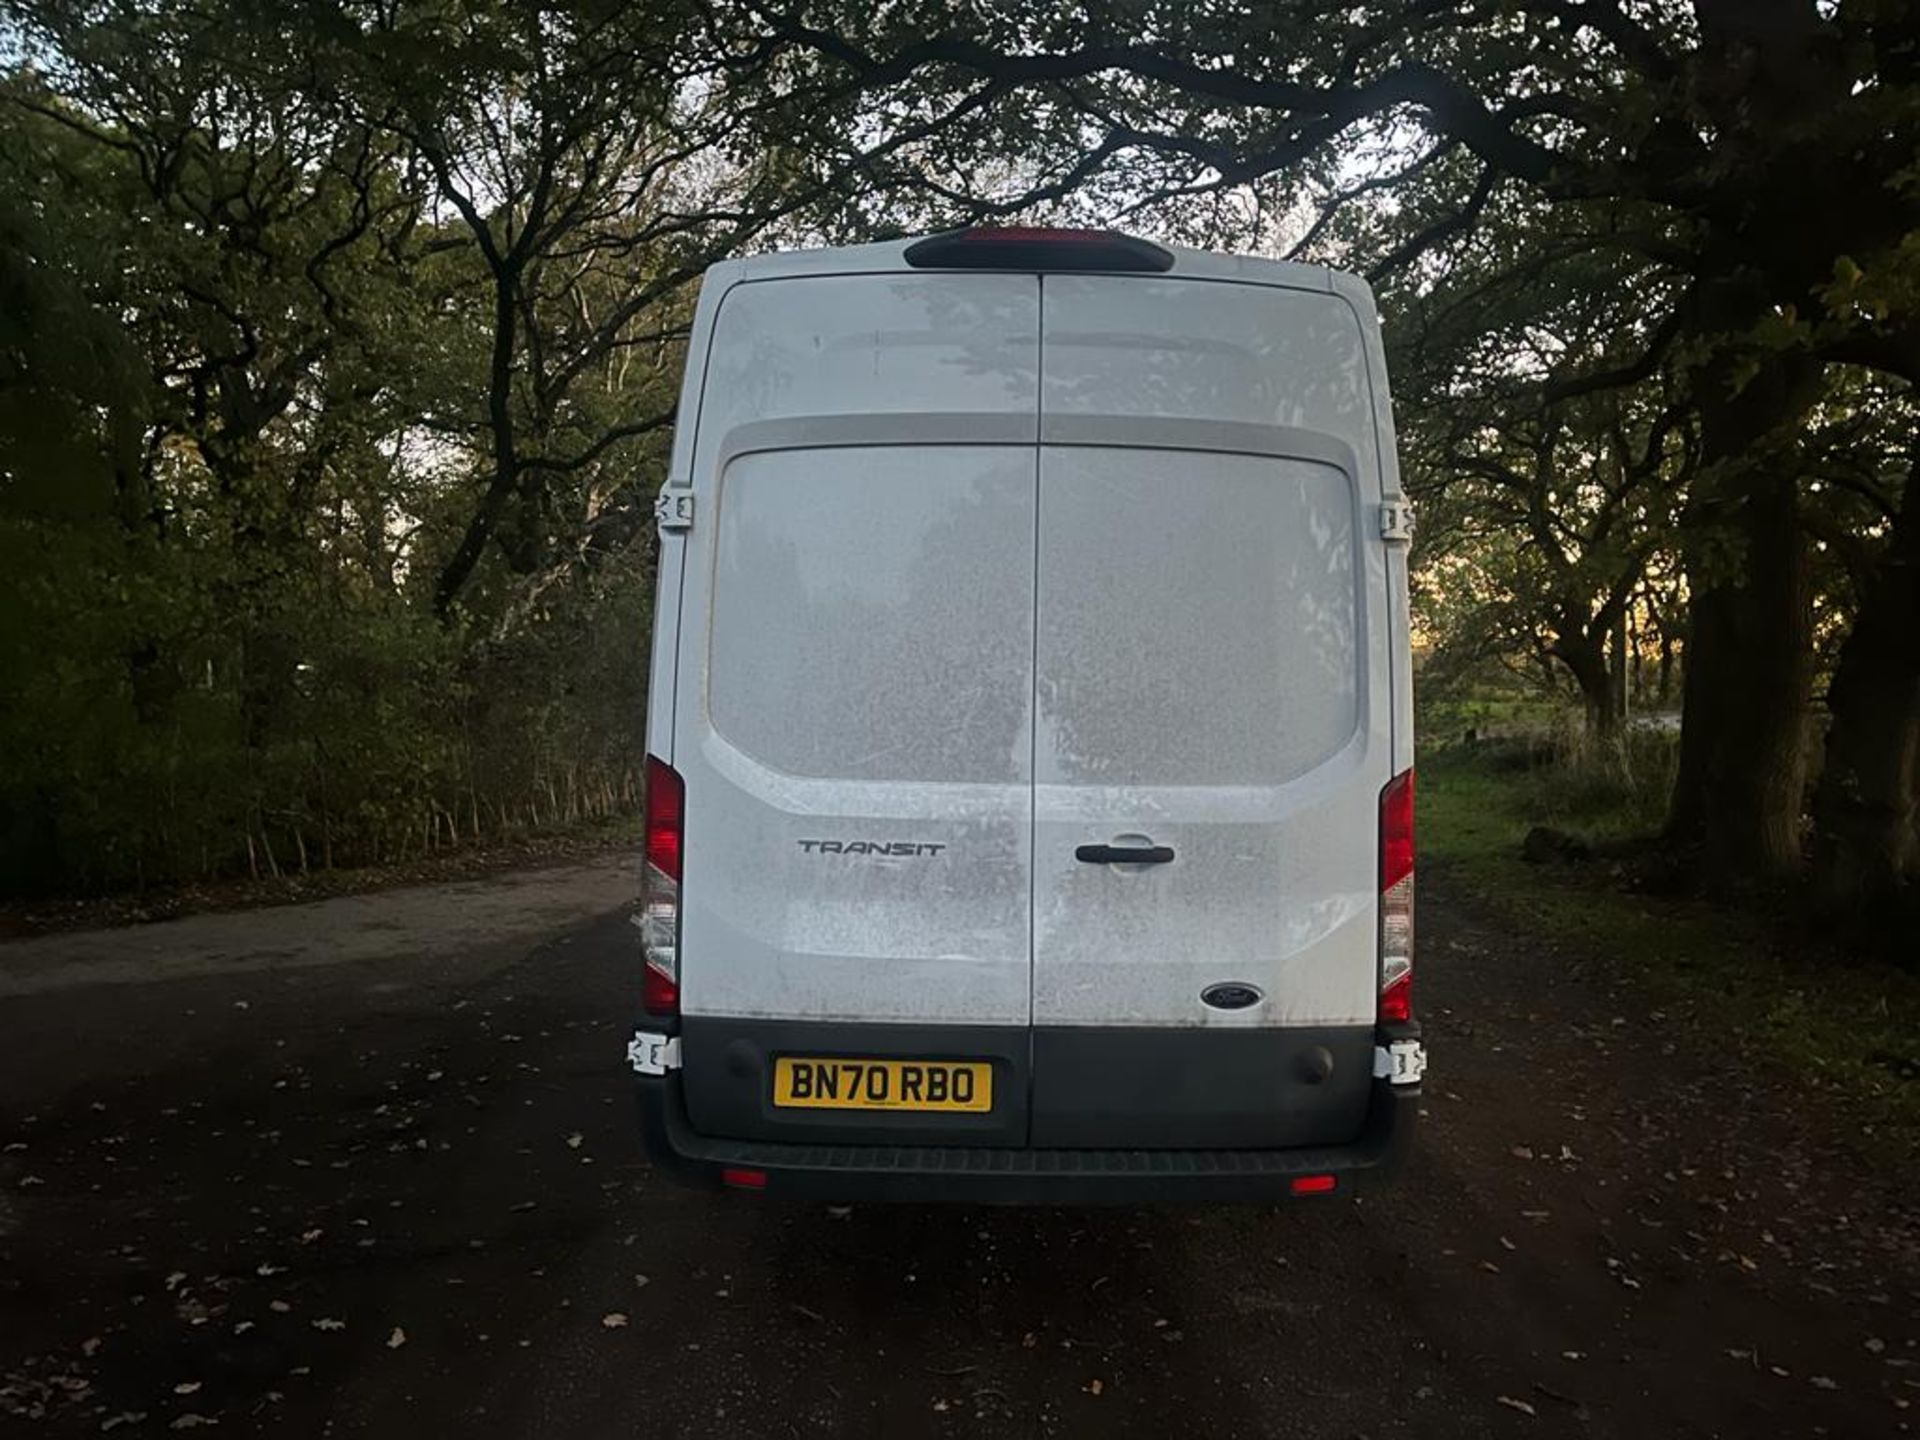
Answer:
[
  {"left": 1034, "top": 447, "right": 1360, "bottom": 787},
  {"left": 707, "top": 446, "right": 1035, "bottom": 783}
]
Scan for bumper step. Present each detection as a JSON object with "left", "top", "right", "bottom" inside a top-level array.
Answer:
[{"left": 639, "top": 1075, "right": 1417, "bottom": 1203}]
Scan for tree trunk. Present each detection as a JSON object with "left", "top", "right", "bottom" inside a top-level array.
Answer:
[
  {"left": 1610, "top": 611, "right": 1630, "bottom": 728},
  {"left": 1553, "top": 632, "right": 1618, "bottom": 738},
  {"left": 434, "top": 272, "right": 524, "bottom": 620},
  {"left": 1666, "top": 349, "right": 1820, "bottom": 884},
  {"left": 1809, "top": 470, "right": 1920, "bottom": 911}
]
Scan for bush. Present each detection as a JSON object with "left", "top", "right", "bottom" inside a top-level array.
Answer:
[{"left": 1431, "top": 714, "right": 1680, "bottom": 845}]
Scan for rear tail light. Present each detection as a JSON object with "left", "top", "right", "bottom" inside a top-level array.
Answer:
[
  {"left": 1290, "top": 1174, "right": 1338, "bottom": 1196},
  {"left": 720, "top": 1167, "right": 767, "bottom": 1191},
  {"left": 1379, "top": 769, "right": 1415, "bottom": 1024},
  {"left": 642, "top": 755, "right": 683, "bottom": 1018},
  {"left": 903, "top": 226, "right": 1175, "bottom": 273}
]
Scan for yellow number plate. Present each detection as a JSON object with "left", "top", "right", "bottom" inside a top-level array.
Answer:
[{"left": 772, "top": 1057, "right": 992, "bottom": 1112}]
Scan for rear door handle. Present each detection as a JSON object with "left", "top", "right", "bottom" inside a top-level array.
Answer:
[{"left": 1075, "top": 844, "right": 1176, "bottom": 865}]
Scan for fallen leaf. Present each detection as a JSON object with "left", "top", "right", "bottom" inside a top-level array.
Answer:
[
  {"left": 565, "top": 1133, "right": 584, "bottom": 1150},
  {"left": 387, "top": 1328, "right": 407, "bottom": 1349},
  {"left": 1085, "top": 1379, "right": 1104, "bottom": 1396},
  {"left": 1810, "top": 1376, "right": 1838, "bottom": 1391},
  {"left": 81, "top": 1337, "right": 102, "bottom": 1357},
  {"left": 173, "top": 1381, "right": 202, "bottom": 1395},
  {"left": 1509, "top": 1146, "right": 1534, "bottom": 1161},
  {"left": 1496, "top": 1396, "right": 1536, "bottom": 1416},
  {"left": 299, "top": 1230, "right": 322, "bottom": 1245},
  {"left": 633, "top": 1274, "right": 650, "bottom": 1288},
  {"left": 100, "top": 1414, "right": 147, "bottom": 1433},
  {"left": 602, "top": 1313, "right": 629, "bottom": 1329},
  {"left": 311, "top": 1318, "right": 346, "bottom": 1332},
  {"left": 169, "top": 1417, "right": 216, "bottom": 1431},
  {"left": 268, "top": 1300, "right": 291, "bottom": 1314},
  {"left": 165, "top": 1272, "right": 188, "bottom": 1292}
]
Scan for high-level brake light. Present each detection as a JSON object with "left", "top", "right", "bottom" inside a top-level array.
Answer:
[
  {"left": 903, "top": 227, "right": 1175, "bottom": 273},
  {"left": 642, "top": 755, "right": 683, "bottom": 1018},
  {"left": 1379, "top": 769, "right": 1415, "bottom": 1024}
]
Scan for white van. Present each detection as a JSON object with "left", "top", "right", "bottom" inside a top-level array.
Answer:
[{"left": 628, "top": 228, "right": 1423, "bottom": 1202}]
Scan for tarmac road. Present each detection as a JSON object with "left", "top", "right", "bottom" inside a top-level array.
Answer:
[{"left": 1, "top": 854, "right": 1914, "bottom": 1437}]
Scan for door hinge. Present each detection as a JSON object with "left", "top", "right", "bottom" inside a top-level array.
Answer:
[
  {"left": 627, "top": 1031, "right": 682, "bottom": 1076},
  {"left": 1379, "top": 499, "right": 1415, "bottom": 544},
  {"left": 654, "top": 489, "right": 694, "bottom": 532}
]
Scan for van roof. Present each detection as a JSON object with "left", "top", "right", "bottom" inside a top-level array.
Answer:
[{"left": 730, "top": 233, "right": 1355, "bottom": 295}]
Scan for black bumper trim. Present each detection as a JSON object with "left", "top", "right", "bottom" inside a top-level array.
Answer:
[{"left": 637, "top": 1072, "right": 1417, "bottom": 1204}]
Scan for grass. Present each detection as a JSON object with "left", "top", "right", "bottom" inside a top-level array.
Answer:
[{"left": 1421, "top": 737, "right": 1920, "bottom": 1165}]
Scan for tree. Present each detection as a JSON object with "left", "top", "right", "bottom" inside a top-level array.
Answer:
[
  {"left": 1394, "top": 227, "right": 1692, "bottom": 735},
  {"left": 1805, "top": 377, "right": 1919, "bottom": 919},
  {"left": 0, "top": 0, "right": 811, "bottom": 891},
  {"left": 743, "top": 0, "right": 1920, "bottom": 883}
]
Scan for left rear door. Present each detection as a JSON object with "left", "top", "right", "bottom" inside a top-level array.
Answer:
[{"left": 670, "top": 271, "right": 1042, "bottom": 1146}]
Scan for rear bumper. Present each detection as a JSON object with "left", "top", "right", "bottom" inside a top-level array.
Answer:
[{"left": 635, "top": 1071, "right": 1418, "bottom": 1204}]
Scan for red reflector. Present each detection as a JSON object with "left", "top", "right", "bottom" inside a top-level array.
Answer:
[
  {"left": 645, "top": 755, "right": 683, "bottom": 882},
  {"left": 1378, "top": 971, "right": 1413, "bottom": 1025},
  {"left": 1290, "top": 1174, "right": 1338, "bottom": 1195},
  {"left": 1380, "top": 769, "right": 1414, "bottom": 891},
  {"left": 903, "top": 226, "right": 1174, "bottom": 273},
  {"left": 720, "top": 1167, "right": 767, "bottom": 1191},
  {"left": 641, "top": 964, "right": 678, "bottom": 1018}
]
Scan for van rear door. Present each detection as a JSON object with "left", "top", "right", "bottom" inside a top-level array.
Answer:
[
  {"left": 1028, "top": 275, "right": 1395, "bottom": 1148},
  {"left": 671, "top": 271, "right": 1041, "bottom": 1146}
]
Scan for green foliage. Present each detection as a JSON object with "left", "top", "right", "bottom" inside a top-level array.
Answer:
[{"left": 0, "top": 4, "right": 690, "bottom": 895}]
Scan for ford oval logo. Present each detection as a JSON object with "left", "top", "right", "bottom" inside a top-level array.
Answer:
[{"left": 1201, "top": 982, "right": 1263, "bottom": 1011}]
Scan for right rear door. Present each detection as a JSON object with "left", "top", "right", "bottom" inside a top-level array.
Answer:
[{"left": 1028, "top": 275, "right": 1395, "bottom": 1148}]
